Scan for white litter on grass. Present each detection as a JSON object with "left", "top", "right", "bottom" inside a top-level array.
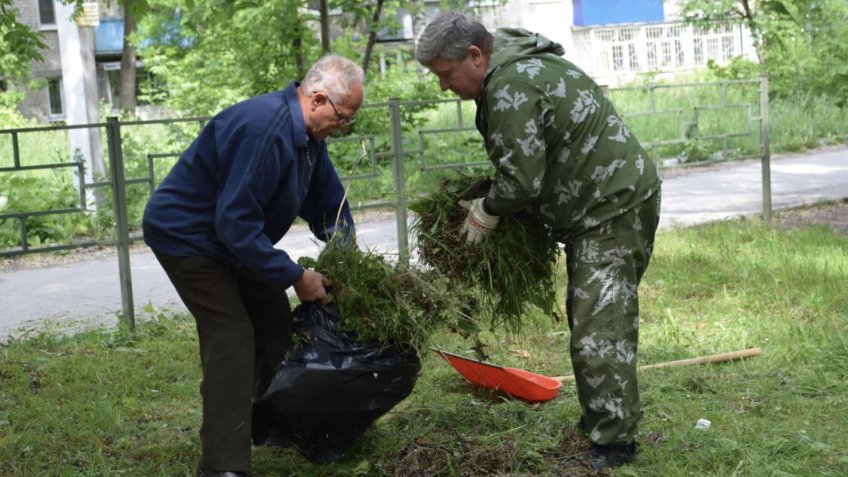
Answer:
[{"left": 695, "top": 418, "right": 711, "bottom": 430}]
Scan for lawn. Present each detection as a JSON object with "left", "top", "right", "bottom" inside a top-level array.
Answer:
[{"left": 1, "top": 212, "right": 846, "bottom": 476}]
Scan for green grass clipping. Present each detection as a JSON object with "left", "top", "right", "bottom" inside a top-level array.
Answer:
[
  {"left": 298, "top": 243, "right": 467, "bottom": 352},
  {"left": 410, "top": 176, "right": 560, "bottom": 335}
]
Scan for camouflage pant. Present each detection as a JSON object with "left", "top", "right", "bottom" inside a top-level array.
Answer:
[{"left": 564, "top": 191, "right": 661, "bottom": 446}]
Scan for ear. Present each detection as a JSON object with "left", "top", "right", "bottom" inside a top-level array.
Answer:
[
  {"left": 312, "top": 91, "right": 327, "bottom": 108},
  {"left": 467, "top": 45, "right": 485, "bottom": 66}
]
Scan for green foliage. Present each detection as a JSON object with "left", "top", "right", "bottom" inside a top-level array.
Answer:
[
  {"left": 705, "top": 56, "right": 760, "bottom": 81},
  {"left": 298, "top": 242, "right": 465, "bottom": 351},
  {"left": 134, "top": 0, "right": 464, "bottom": 115},
  {"left": 410, "top": 176, "right": 560, "bottom": 336},
  {"left": 0, "top": 91, "right": 33, "bottom": 129},
  {"left": 761, "top": 0, "right": 848, "bottom": 104},
  {"left": 769, "top": 93, "right": 848, "bottom": 151},
  {"left": 138, "top": 0, "right": 321, "bottom": 115},
  {"left": 0, "top": 148, "right": 100, "bottom": 248},
  {"left": 0, "top": 112, "right": 205, "bottom": 249},
  {"left": 681, "top": 0, "right": 848, "bottom": 101},
  {"left": 610, "top": 76, "right": 763, "bottom": 162},
  {"left": 0, "top": 0, "right": 48, "bottom": 80}
]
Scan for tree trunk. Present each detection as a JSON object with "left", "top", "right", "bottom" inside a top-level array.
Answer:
[
  {"left": 319, "top": 0, "right": 330, "bottom": 53},
  {"left": 361, "top": 0, "right": 385, "bottom": 75},
  {"left": 119, "top": 0, "right": 138, "bottom": 112},
  {"left": 738, "top": 0, "right": 765, "bottom": 65}
]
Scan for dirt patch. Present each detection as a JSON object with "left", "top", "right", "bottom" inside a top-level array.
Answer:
[
  {"left": 387, "top": 425, "right": 664, "bottom": 476},
  {"left": 539, "top": 427, "right": 603, "bottom": 477},
  {"left": 0, "top": 243, "right": 150, "bottom": 274},
  {"left": 390, "top": 436, "right": 518, "bottom": 477},
  {"left": 773, "top": 198, "right": 848, "bottom": 236}
]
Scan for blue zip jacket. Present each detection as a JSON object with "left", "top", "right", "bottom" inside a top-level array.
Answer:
[{"left": 142, "top": 81, "right": 355, "bottom": 288}]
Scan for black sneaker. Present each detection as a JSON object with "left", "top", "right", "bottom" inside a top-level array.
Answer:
[{"left": 585, "top": 442, "right": 638, "bottom": 472}]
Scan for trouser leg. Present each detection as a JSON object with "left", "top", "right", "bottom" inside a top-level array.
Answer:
[
  {"left": 154, "top": 254, "right": 256, "bottom": 473},
  {"left": 234, "top": 267, "right": 293, "bottom": 397},
  {"left": 565, "top": 192, "right": 660, "bottom": 446}
]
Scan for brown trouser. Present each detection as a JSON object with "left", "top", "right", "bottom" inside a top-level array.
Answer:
[{"left": 154, "top": 253, "right": 293, "bottom": 474}]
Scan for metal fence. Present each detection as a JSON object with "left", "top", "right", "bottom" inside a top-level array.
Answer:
[{"left": 0, "top": 78, "right": 770, "bottom": 327}]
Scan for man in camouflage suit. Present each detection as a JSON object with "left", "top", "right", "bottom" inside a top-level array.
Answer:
[{"left": 416, "top": 12, "right": 661, "bottom": 470}]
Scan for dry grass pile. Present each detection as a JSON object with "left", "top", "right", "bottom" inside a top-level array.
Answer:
[{"left": 409, "top": 176, "right": 560, "bottom": 335}]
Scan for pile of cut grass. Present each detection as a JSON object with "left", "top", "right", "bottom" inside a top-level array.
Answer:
[
  {"left": 410, "top": 176, "right": 560, "bottom": 335},
  {"left": 298, "top": 243, "right": 470, "bottom": 351}
]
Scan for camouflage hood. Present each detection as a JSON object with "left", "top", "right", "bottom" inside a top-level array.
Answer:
[{"left": 485, "top": 28, "right": 566, "bottom": 83}]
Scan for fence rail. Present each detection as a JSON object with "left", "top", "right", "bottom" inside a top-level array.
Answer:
[{"left": 0, "top": 78, "right": 771, "bottom": 327}]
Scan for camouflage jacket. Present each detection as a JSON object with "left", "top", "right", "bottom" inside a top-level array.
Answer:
[{"left": 476, "top": 29, "right": 661, "bottom": 240}]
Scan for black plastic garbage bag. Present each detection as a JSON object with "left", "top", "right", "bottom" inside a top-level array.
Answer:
[{"left": 252, "top": 301, "right": 421, "bottom": 464}]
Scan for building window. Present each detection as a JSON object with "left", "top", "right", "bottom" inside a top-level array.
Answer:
[
  {"left": 722, "top": 36, "right": 734, "bottom": 61},
  {"left": 47, "top": 78, "right": 64, "bottom": 117},
  {"left": 39, "top": 0, "right": 56, "bottom": 25},
  {"left": 694, "top": 38, "right": 703, "bottom": 64},
  {"left": 662, "top": 41, "right": 672, "bottom": 67},
  {"left": 628, "top": 44, "right": 639, "bottom": 71},
  {"left": 612, "top": 45, "right": 624, "bottom": 71},
  {"left": 707, "top": 37, "right": 719, "bottom": 61},
  {"left": 647, "top": 43, "right": 657, "bottom": 70}
]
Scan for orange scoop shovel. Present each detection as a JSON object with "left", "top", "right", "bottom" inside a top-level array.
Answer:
[{"left": 433, "top": 347, "right": 762, "bottom": 403}]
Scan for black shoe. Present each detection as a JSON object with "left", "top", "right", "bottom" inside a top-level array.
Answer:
[
  {"left": 264, "top": 434, "right": 293, "bottom": 449},
  {"left": 586, "top": 442, "right": 638, "bottom": 472},
  {"left": 576, "top": 415, "right": 588, "bottom": 434},
  {"left": 197, "top": 470, "right": 247, "bottom": 477}
]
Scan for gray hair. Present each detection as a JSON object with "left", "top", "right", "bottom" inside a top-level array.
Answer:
[
  {"left": 415, "top": 11, "right": 493, "bottom": 66},
  {"left": 301, "top": 54, "right": 365, "bottom": 100}
]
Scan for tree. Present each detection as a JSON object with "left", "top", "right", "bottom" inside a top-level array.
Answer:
[
  {"left": 319, "top": 0, "right": 330, "bottom": 53},
  {"left": 119, "top": 1, "right": 140, "bottom": 112},
  {"left": 0, "top": 0, "right": 49, "bottom": 80},
  {"left": 330, "top": 0, "right": 396, "bottom": 75},
  {"left": 361, "top": 0, "right": 386, "bottom": 75},
  {"left": 679, "top": 0, "right": 770, "bottom": 65},
  {"left": 116, "top": 0, "right": 159, "bottom": 113},
  {"left": 139, "top": 0, "right": 322, "bottom": 114},
  {"left": 680, "top": 0, "right": 848, "bottom": 100}
]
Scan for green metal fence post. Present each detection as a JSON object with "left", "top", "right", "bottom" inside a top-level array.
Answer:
[
  {"left": 759, "top": 76, "right": 772, "bottom": 225},
  {"left": 106, "top": 117, "right": 136, "bottom": 328},
  {"left": 389, "top": 99, "right": 409, "bottom": 265}
]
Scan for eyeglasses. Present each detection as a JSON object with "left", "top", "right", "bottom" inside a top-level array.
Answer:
[{"left": 325, "top": 96, "right": 356, "bottom": 127}]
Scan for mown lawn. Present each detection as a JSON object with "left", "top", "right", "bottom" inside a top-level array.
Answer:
[{"left": 1, "top": 214, "right": 846, "bottom": 476}]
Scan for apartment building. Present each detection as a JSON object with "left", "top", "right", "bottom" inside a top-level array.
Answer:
[{"left": 8, "top": 0, "right": 756, "bottom": 122}]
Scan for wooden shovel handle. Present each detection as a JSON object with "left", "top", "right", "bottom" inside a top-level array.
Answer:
[{"left": 554, "top": 347, "right": 762, "bottom": 384}]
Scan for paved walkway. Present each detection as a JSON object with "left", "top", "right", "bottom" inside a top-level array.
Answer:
[{"left": 2, "top": 146, "right": 847, "bottom": 340}]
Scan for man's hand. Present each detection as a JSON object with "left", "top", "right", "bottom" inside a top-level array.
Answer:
[
  {"left": 294, "top": 269, "right": 332, "bottom": 304},
  {"left": 459, "top": 198, "right": 499, "bottom": 244}
]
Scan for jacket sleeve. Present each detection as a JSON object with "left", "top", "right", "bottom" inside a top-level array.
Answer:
[
  {"left": 482, "top": 77, "right": 551, "bottom": 215},
  {"left": 214, "top": 134, "right": 304, "bottom": 288},
  {"left": 300, "top": 142, "right": 356, "bottom": 245}
]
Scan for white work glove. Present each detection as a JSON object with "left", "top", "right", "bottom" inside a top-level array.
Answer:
[{"left": 459, "top": 198, "right": 499, "bottom": 245}]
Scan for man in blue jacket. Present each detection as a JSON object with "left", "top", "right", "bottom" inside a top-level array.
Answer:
[{"left": 142, "top": 54, "right": 363, "bottom": 477}]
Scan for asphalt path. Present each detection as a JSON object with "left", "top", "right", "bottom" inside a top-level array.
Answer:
[{"left": 2, "top": 146, "right": 847, "bottom": 340}]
